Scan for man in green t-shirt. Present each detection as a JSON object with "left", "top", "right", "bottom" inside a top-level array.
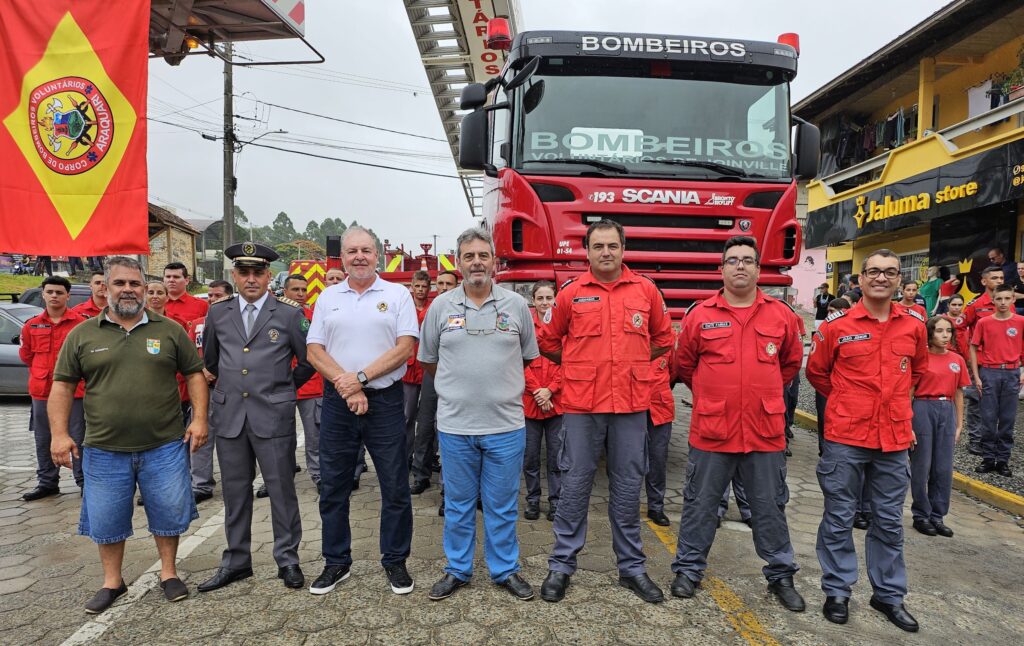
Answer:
[{"left": 49, "top": 257, "right": 208, "bottom": 614}]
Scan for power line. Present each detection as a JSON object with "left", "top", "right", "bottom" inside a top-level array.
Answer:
[{"left": 246, "top": 97, "right": 448, "bottom": 142}]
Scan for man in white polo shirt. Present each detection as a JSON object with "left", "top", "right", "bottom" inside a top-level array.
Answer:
[
  {"left": 305, "top": 226, "right": 419, "bottom": 596},
  {"left": 419, "top": 227, "right": 540, "bottom": 602}
]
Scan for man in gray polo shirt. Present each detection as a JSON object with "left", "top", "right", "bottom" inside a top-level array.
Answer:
[{"left": 419, "top": 227, "right": 539, "bottom": 602}]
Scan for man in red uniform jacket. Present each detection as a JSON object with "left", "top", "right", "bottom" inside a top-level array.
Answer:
[
  {"left": 19, "top": 276, "right": 86, "bottom": 500},
  {"left": 806, "top": 249, "right": 928, "bottom": 632},
  {"left": 537, "top": 219, "right": 673, "bottom": 604},
  {"left": 669, "top": 237, "right": 805, "bottom": 612},
  {"left": 163, "top": 262, "right": 208, "bottom": 327},
  {"left": 72, "top": 270, "right": 107, "bottom": 319}
]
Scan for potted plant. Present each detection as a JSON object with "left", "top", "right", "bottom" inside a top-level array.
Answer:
[{"left": 1002, "top": 44, "right": 1024, "bottom": 101}]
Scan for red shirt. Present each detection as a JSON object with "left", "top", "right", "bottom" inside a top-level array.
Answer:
[
  {"left": 806, "top": 301, "right": 928, "bottom": 452},
  {"left": 538, "top": 265, "right": 673, "bottom": 414},
  {"left": 970, "top": 314, "right": 1024, "bottom": 366},
  {"left": 296, "top": 306, "right": 323, "bottom": 399},
  {"left": 164, "top": 292, "right": 209, "bottom": 328},
  {"left": 901, "top": 302, "right": 927, "bottom": 319},
  {"left": 944, "top": 313, "right": 970, "bottom": 357},
  {"left": 402, "top": 301, "right": 430, "bottom": 386},
  {"left": 72, "top": 297, "right": 104, "bottom": 319},
  {"left": 524, "top": 311, "right": 563, "bottom": 419},
  {"left": 19, "top": 308, "right": 85, "bottom": 400},
  {"left": 915, "top": 351, "right": 970, "bottom": 398},
  {"left": 675, "top": 290, "right": 802, "bottom": 453}
]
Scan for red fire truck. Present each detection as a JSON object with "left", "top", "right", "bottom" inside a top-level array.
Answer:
[{"left": 458, "top": 23, "right": 820, "bottom": 317}]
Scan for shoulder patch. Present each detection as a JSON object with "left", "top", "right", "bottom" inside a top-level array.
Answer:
[
  {"left": 559, "top": 277, "right": 576, "bottom": 290},
  {"left": 210, "top": 296, "right": 232, "bottom": 307},
  {"left": 905, "top": 308, "right": 925, "bottom": 322},
  {"left": 277, "top": 296, "right": 303, "bottom": 309},
  {"left": 684, "top": 300, "right": 703, "bottom": 315},
  {"left": 825, "top": 309, "right": 847, "bottom": 323}
]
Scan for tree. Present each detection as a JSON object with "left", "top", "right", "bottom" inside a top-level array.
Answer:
[
  {"left": 303, "top": 220, "right": 322, "bottom": 243},
  {"left": 271, "top": 212, "right": 297, "bottom": 245}
]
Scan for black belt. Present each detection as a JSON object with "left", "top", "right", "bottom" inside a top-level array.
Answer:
[{"left": 362, "top": 381, "right": 401, "bottom": 395}]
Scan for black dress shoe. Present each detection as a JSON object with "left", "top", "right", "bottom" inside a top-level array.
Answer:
[
  {"left": 995, "top": 461, "right": 1013, "bottom": 477},
  {"left": 619, "top": 573, "right": 664, "bottom": 603},
  {"left": 278, "top": 565, "right": 304, "bottom": 589},
  {"left": 21, "top": 486, "right": 59, "bottom": 501},
  {"left": 431, "top": 459, "right": 441, "bottom": 473},
  {"left": 546, "top": 505, "right": 557, "bottom": 522},
  {"left": 197, "top": 567, "right": 254, "bottom": 592},
  {"left": 976, "top": 459, "right": 997, "bottom": 473},
  {"left": 255, "top": 483, "right": 269, "bottom": 498},
  {"left": 137, "top": 496, "right": 144, "bottom": 506},
  {"left": 428, "top": 574, "right": 468, "bottom": 600},
  {"left": 294, "top": 464, "right": 301, "bottom": 473},
  {"left": 767, "top": 577, "right": 805, "bottom": 612},
  {"left": 670, "top": 573, "right": 697, "bottom": 599},
  {"left": 646, "top": 509, "right": 670, "bottom": 526},
  {"left": 193, "top": 491, "right": 213, "bottom": 504},
  {"left": 524, "top": 502, "right": 540, "bottom": 520},
  {"left": 823, "top": 596, "right": 849, "bottom": 624},
  {"left": 540, "top": 571, "right": 569, "bottom": 602},
  {"left": 853, "top": 512, "right": 870, "bottom": 530},
  {"left": 438, "top": 502, "right": 445, "bottom": 516},
  {"left": 913, "top": 519, "right": 937, "bottom": 536},
  {"left": 932, "top": 520, "right": 954, "bottom": 537},
  {"left": 498, "top": 573, "right": 534, "bottom": 600},
  {"left": 869, "top": 596, "right": 919, "bottom": 632},
  {"left": 410, "top": 480, "right": 430, "bottom": 495},
  {"left": 967, "top": 443, "right": 984, "bottom": 456}
]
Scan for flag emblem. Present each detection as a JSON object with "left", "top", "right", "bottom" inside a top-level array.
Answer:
[{"left": 29, "top": 76, "right": 113, "bottom": 175}]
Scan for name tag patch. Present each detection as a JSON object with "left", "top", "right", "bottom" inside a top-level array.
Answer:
[
  {"left": 572, "top": 296, "right": 601, "bottom": 303},
  {"left": 447, "top": 314, "right": 466, "bottom": 330},
  {"left": 701, "top": 321, "right": 731, "bottom": 329},
  {"left": 838, "top": 333, "right": 871, "bottom": 344}
]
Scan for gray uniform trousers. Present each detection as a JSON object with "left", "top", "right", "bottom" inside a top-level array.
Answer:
[
  {"left": 549, "top": 412, "right": 648, "bottom": 577},
  {"left": 411, "top": 372, "right": 440, "bottom": 485},
  {"left": 978, "top": 366, "right": 1019, "bottom": 461},
  {"left": 644, "top": 417, "right": 672, "bottom": 514},
  {"left": 717, "top": 476, "right": 751, "bottom": 521},
  {"left": 403, "top": 382, "right": 421, "bottom": 462},
  {"left": 188, "top": 399, "right": 216, "bottom": 496},
  {"left": 816, "top": 439, "right": 909, "bottom": 604},
  {"left": 672, "top": 447, "right": 797, "bottom": 584},
  {"left": 216, "top": 418, "right": 301, "bottom": 569},
  {"left": 524, "top": 415, "right": 563, "bottom": 506},
  {"left": 296, "top": 397, "right": 321, "bottom": 484},
  {"left": 963, "top": 381, "right": 981, "bottom": 447},
  {"left": 909, "top": 399, "right": 956, "bottom": 523},
  {"left": 31, "top": 398, "right": 85, "bottom": 488}
]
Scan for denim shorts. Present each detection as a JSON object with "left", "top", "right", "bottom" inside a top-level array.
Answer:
[{"left": 79, "top": 438, "right": 198, "bottom": 544}]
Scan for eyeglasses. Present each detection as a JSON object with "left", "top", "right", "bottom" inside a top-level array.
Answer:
[
  {"left": 863, "top": 267, "right": 901, "bottom": 279},
  {"left": 723, "top": 257, "right": 758, "bottom": 267},
  {"left": 463, "top": 302, "right": 497, "bottom": 335}
]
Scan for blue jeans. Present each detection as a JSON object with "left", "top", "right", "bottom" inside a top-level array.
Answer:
[
  {"left": 79, "top": 439, "right": 197, "bottom": 544},
  {"left": 319, "top": 382, "right": 412, "bottom": 567},
  {"left": 439, "top": 428, "right": 525, "bottom": 582}
]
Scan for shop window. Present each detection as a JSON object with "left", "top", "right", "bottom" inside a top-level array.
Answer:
[{"left": 897, "top": 250, "right": 929, "bottom": 284}]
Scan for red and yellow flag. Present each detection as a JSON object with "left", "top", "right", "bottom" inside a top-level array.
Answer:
[{"left": 0, "top": 1, "right": 149, "bottom": 254}]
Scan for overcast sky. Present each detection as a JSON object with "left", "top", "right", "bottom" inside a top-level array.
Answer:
[{"left": 146, "top": 0, "right": 950, "bottom": 254}]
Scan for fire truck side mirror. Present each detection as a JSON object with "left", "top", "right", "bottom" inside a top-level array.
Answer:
[
  {"left": 461, "top": 83, "right": 488, "bottom": 110},
  {"left": 793, "top": 121, "right": 821, "bottom": 180},
  {"left": 459, "top": 109, "right": 490, "bottom": 172}
]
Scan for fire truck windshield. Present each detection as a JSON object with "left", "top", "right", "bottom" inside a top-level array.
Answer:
[{"left": 515, "top": 58, "right": 792, "bottom": 180}]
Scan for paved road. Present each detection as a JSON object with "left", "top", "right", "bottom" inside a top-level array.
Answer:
[{"left": 1, "top": 393, "right": 1023, "bottom": 645}]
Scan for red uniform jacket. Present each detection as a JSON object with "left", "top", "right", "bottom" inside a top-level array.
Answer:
[
  {"left": 19, "top": 308, "right": 85, "bottom": 400},
  {"left": 402, "top": 301, "right": 430, "bottom": 386},
  {"left": 538, "top": 265, "right": 673, "bottom": 414},
  {"left": 675, "top": 291, "right": 802, "bottom": 452},
  {"left": 648, "top": 341, "right": 675, "bottom": 427},
  {"left": 72, "top": 297, "right": 103, "bottom": 319},
  {"left": 806, "top": 301, "right": 928, "bottom": 452},
  {"left": 296, "top": 306, "right": 323, "bottom": 399},
  {"left": 165, "top": 292, "right": 209, "bottom": 328},
  {"left": 524, "top": 310, "right": 562, "bottom": 419},
  {"left": 963, "top": 292, "right": 995, "bottom": 330}
]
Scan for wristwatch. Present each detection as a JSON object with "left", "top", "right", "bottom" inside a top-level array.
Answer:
[{"left": 357, "top": 371, "right": 369, "bottom": 386}]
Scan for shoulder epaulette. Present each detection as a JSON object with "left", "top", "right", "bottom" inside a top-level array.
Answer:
[
  {"left": 277, "top": 296, "right": 302, "bottom": 308},
  {"left": 905, "top": 307, "right": 925, "bottom": 322},
  {"left": 967, "top": 295, "right": 982, "bottom": 306},
  {"left": 210, "top": 296, "right": 232, "bottom": 307},
  {"left": 684, "top": 300, "right": 702, "bottom": 315},
  {"left": 825, "top": 309, "right": 846, "bottom": 323},
  {"left": 640, "top": 273, "right": 658, "bottom": 285},
  {"left": 559, "top": 278, "right": 575, "bottom": 290}
]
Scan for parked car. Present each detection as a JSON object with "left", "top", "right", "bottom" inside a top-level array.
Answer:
[
  {"left": 18, "top": 284, "right": 92, "bottom": 309},
  {"left": 0, "top": 303, "right": 42, "bottom": 396}
]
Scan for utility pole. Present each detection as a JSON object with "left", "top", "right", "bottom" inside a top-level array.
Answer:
[{"left": 222, "top": 41, "right": 235, "bottom": 280}]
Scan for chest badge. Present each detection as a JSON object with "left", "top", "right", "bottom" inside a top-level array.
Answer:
[
  {"left": 268, "top": 328, "right": 280, "bottom": 343},
  {"left": 900, "top": 357, "right": 909, "bottom": 372},
  {"left": 632, "top": 312, "right": 644, "bottom": 328},
  {"left": 496, "top": 312, "right": 511, "bottom": 332},
  {"left": 146, "top": 338, "right": 161, "bottom": 355},
  {"left": 766, "top": 342, "right": 777, "bottom": 357},
  {"left": 377, "top": 301, "right": 389, "bottom": 313},
  {"left": 949, "top": 362, "right": 961, "bottom": 373},
  {"left": 1008, "top": 327, "right": 1018, "bottom": 337}
]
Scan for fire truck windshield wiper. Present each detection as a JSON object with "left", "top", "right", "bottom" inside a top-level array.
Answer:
[
  {"left": 643, "top": 159, "right": 749, "bottom": 177},
  {"left": 522, "top": 158, "right": 630, "bottom": 174}
]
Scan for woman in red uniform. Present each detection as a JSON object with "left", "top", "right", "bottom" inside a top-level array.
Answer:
[
  {"left": 909, "top": 316, "right": 968, "bottom": 538},
  {"left": 522, "top": 281, "right": 562, "bottom": 522},
  {"left": 943, "top": 294, "right": 969, "bottom": 357}
]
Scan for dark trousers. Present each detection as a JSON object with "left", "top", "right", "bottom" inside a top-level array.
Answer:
[
  {"left": 403, "top": 382, "right": 421, "bottom": 461},
  {"left": 964, "top": 380, "right": 981, "bottom": 447},
  {"left": 673, "top": 447, "right": 796, "bottom": 583},
  {"left": 815, "top": 392, "right": 870, "bottom": 515},
  {"left": 978, "top": 366, "right": 1018, "bottom": 461},
  {"left": 524, "top": 415, "right": 563, "bottom": 506},
  {"left": 644, "top": 417, "right": 671, "bottom": 513},
  {"left": 909, "top": 399, "right": 956, "bottom": 523},
  {"left": 319, "top": 382, "right": 412, "bottom": 567},
  {"left": 32, "top": 398, "right": 85, "bottom": 488},
  {"left": 783, "top": 377, "right": 799, "bottom": 432},
  {"left": 411, "top": 372, "right": 440, "bottom": 484}
]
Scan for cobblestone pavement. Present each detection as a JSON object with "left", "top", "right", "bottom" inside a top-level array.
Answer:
[{"left": 2, "top": 393, "right": 1023, "bottom": 645}]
